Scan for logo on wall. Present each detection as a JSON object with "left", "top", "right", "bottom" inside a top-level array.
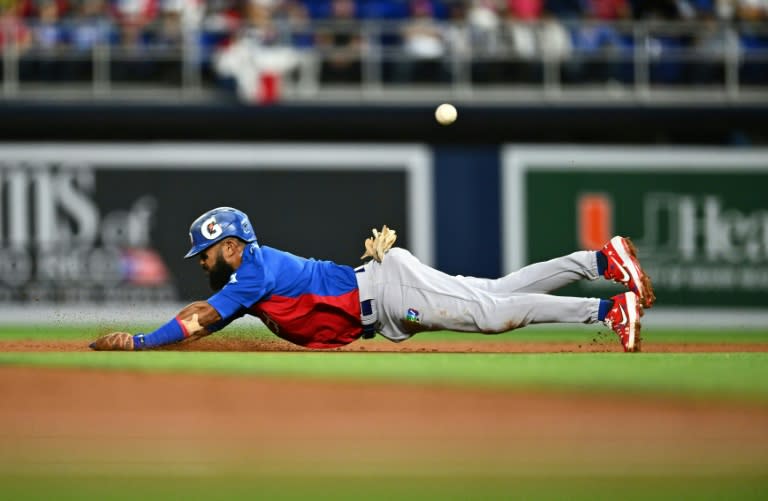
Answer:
[
  {"left": 0, "top": 162, "right": 176, "bottom": 304},
  {"left": 577, "top": 193, "right": 613, "bottom": 250},
  {"left": 576, "top": 192, "right": 768, "bottom": 293}
]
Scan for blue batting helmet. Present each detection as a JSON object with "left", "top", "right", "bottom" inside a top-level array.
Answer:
[{"left": 184, "top": 207, "right": 257, "bottom": 258}]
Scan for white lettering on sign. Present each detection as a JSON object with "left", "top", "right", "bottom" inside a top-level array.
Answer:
[{"left": 640, "top": 193, "right": 768, "bottom": 264}]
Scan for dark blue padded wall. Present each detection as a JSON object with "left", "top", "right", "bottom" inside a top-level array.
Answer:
[{"left": 433, "top": 146, "right": 500, "bottom": 279}]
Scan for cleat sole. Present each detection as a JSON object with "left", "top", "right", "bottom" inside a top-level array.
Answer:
[
  {"left": 631, "top": 320, "right": 642, "bottom": 352},
  {"left": 624, "top": 237, "right": 656, "bottom": 309}
]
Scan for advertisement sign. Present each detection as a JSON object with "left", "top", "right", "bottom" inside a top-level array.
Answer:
[
  {"left": 0, "top": 144, "right": 432, "bottom": 307},
  {"left": 502, "top": 146, "right": 768, "bottom": 310}
]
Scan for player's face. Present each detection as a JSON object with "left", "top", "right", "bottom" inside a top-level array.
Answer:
[{"left": 198, "top": 243, "right": 235, "bottom": 291}]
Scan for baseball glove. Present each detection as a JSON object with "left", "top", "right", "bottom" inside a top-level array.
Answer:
[
  {"left": 360, "top": 225, "right": 397, "bottom": 263},
  {"left": 89, "top": 332, "right": 134, "bottom": 351}
]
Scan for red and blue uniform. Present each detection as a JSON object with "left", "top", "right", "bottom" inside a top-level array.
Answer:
[{"left": 207, "top": 243, "right": 363, "bottom": 349}]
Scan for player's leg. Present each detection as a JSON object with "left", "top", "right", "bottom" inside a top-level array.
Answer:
[
  {"left": 459, "top": 237, "right": 656, "bottom": 308},
  {"left": 367, "top": 248, "right": 641, "bottom": 351},
  {"left": 455, "top": 251, "right": 599, "bottom": 294},
  {"left": 368, "top": 249, "right": 597, "bottom": 336}
]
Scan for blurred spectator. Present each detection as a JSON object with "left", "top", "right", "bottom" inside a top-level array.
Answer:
[
  {"left": 467, "top": 0, "right": 503, "bottom": 50},
  {"left": 503, "top": 1, "right": 542, "bottom": 83},
  {"left": 443, "top": 0, "right": 470, "bottom": 68},
  {"left": 508, "top": 0, "right": 543, "bottom": 19},
  {"left": 17, "top": 0, "right": 72, "bottom": 81},
  {"left": 17, "top": 0, "right": 70, "bottom": 18},
  {"left": 585, "top": 0, "right": 631, "bottom": 20},
  {"left": 162, "top": 0, "right": 203, "bottom": 27},
  {"left": 65, "top": 0, "right": 110, "bottom": 81},
  {"left": 538, "top": 8, "right": 572, "bottom": 64},
  {"left": 214, "top": 0, "right": 302, "bottom": 102},
  {"left": 737, "top": 0, "right": 768, "bottom": 18},
  {"left": 31, "top": 0, "right": 66, "bottom": 51},
  {"left": 0, "top": 1, "right": 31, "bottom": 55},
  {"left": 315, "top": 0, "right": 362, "bottom": 83},
  {"left": 111, "top": 0, "right": 158, "bottom": 30},
  {"left": 396, "top": 0, "right": 448, "bottom": 83},
  {"left": 151, "top": 0, "right": 201, "bottom": 84},
  {"left": 200, "top": 0, "right": 240, "bottom": 58},
  {"left": 717, "top": 0, "right": 768, "bottom": 19},
  {"left": 564, "top": 7, "right": 626, "bottom": 83},
  {"left": 0, "top": 0, "right": 764, "bottom": 93},
  {"left": 646, "top": 30, "right": 687, "bottom": 84},
  {"left": 499, "top": 1, "right": 572, "bottom": 85},
  {"left": 156, "top": 3, "right": 183, "bottom": 48},
  {"left": 110, "top": 0, "right": 159, "bottom": 76},
  {"left": 70, "top": 0, "right": 110, "bottom": 52},
  {"left": 689, "top": 11, "right": 727, "bottom": 84},
  {"left": 466, "top": 0, "right": 504, "bottom": 82},
  {"left": 630, "top": 2, "right": 692, "bottom": 84},
  {"left": 275, "top": 0, "right": 313, "bottom": 48},
  {"left": 736, "top": 0, "right": 768, "bottom": 84}
]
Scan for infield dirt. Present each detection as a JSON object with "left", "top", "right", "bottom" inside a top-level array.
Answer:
[
  {"left": 1, "top": 365, "right": 768, "bottom": 480},
  {"left": 2, "top": 337, "right": 768, "bottom": 353},
  {"left": 3, "top": 336, "right": 768, "bottom": 487}
]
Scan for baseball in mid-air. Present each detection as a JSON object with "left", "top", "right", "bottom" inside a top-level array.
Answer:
[{"left": 435, "top": 103, "right": 458, "bottom": 126}]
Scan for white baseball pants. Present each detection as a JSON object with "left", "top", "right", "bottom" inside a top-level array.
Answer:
[{"left": 356, "top": 248, "right": 601, "bottom": 342}]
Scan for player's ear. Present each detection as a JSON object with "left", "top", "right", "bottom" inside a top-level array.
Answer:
[
  {"left": 222, "top": 237, "right": 241, "bottom": 257},
  {"left": 222, "top": 238, "right": 234, "bottom": 255}
]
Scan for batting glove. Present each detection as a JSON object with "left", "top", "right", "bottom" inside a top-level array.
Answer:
[
  {"left": 89, "top": 332, "right": 135, "bottom": 351},
  {"left": 360, "top": 225, "right": 397, "bottom": 263}
]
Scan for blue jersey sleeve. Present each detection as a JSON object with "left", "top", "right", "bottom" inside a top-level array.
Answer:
[{"left": 207, "top": 245, "right": 274, "bottom": 320}]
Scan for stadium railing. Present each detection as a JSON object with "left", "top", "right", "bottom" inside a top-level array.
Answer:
[{"left": 1, "top": 18, "right": 766, "bottom": 103}]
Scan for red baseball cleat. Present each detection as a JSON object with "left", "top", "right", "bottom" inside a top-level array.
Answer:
[
  {"left": 604, "top": 292, "right": 643, "bottom": 352},
  {"left": 601, "top": 236, "right": 656, "bottom": 308}
]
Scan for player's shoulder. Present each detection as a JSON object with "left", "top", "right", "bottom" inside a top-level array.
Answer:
[{"left": 237, "top": 243, "right": 267, "bottom": 272}]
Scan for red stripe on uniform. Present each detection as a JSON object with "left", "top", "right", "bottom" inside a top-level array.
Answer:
[{"left": 175, "top": 316, "right": 190, "bottom": 338}]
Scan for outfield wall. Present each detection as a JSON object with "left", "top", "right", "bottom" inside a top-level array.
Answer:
[{"left": 0, "top": 102, "right": 765, "bottom": 327}]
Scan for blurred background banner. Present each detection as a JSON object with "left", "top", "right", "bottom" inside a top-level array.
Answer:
[
  {"left": 0, "top": 143, "right": 432, "bottom": 305},
  {"left": 502, "top": 146, "right": 768, "bottom": 312}
]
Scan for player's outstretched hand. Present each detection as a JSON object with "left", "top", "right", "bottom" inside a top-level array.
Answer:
[
  {"left": 361, "top": 225, "right": 397, "bottom": 263},
  {"left": 90, "top": 332, "right": 134, "bottom": 351}
]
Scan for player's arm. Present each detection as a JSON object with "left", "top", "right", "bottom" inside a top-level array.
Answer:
[{"left": 89, "top": 301, "right": 225, "bottom": 351}]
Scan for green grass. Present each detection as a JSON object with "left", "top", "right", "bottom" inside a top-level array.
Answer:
[
  {"left": 1, "top": 350, "right": 767, "bottom": 402},
  {"left": 2, "top": 324, "right": 767, "bottom": 344},
  {"left": 0, "top": 474, "right": 766, "bottom": 501},
  {"left": 2, "top": 324, "right": 768, "bottom": 402}
]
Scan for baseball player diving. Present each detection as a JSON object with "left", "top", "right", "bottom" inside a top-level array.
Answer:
[{"left": 90, "top": 206, "right": 656, "bottom": 353}]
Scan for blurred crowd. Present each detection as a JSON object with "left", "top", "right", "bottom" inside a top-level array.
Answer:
[{"left": 0, "top": 0, "right": 766, "bottom": 97}]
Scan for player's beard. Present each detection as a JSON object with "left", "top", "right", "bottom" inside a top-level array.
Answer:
[{"left": 208, "top": 251, "right": 235, "bottom": 291}]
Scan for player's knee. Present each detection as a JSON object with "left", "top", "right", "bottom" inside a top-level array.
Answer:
[{"left": 478, "top": 314, "right": 529, "bottom": 333}]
